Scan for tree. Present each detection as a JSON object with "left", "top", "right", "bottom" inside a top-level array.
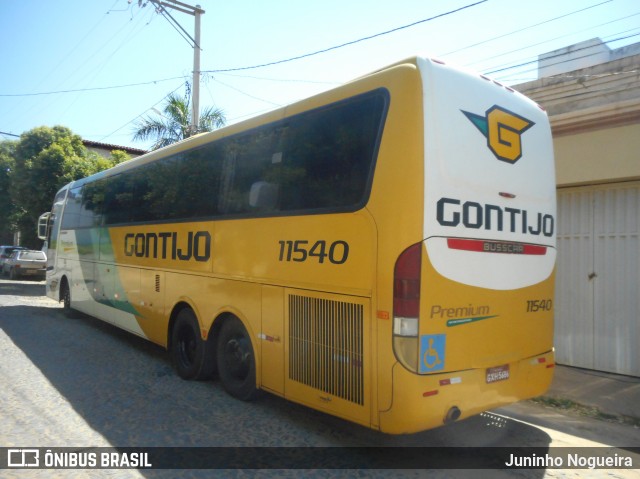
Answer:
[
  {"left": 109, "top": 149, "right": 132, "bottom": 166},
  {"left": 132, "top": 91, "right": 226, "bottom": 150},
  {"left": 0, "top": 141, "right": 17, "bottom": 243},
  {"left": 9, "top": 126, "right": 127, "bottom": 248}
]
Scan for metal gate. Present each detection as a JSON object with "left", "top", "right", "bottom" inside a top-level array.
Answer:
[{"left": 556, "top": 182, "right": 639, "bottom": 377}]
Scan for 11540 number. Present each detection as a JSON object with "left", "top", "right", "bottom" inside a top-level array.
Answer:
[
  {"left": 278, "top": 240, "right": 349, "bottom": 264},
  {"left": 526, "top": 299, "right": 553, "bottom": 312}
]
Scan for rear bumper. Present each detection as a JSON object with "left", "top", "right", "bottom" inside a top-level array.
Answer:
[
  {"left": 378, "top": 349, "right": 555, "bottom": 434},
  {"left": 17, "top": 268, "right": 46, "bottom": 279}
]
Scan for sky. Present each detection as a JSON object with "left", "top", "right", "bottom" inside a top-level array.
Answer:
[{"left": 0, "top": 0, "right": 638, "bottom": 150}]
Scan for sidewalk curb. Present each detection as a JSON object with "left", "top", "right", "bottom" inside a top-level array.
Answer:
[
  {"left": 536, "top": 365, "right": 640, "bottom": 427},
  {"left": 531, "top": 395, "right": 640, "bottom": 428}
]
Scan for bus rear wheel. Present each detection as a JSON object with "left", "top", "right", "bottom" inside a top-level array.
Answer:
[
  {"left": 171, "top": 308, "right": 215, "bottom": 380},
  {"left": 216, "top": 317, "right": 258, "bottom": 401}
]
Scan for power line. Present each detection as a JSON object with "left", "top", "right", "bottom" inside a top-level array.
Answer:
[
  {"left": 215, "top": 72, "right": 339, "bottom": 86},
  {"left": 0, "top": 76, "right": 186, "bottom": 97},
  {"left": 7, "top": 2, "right": 157, "bottom": 132},
  {"left": 55, "top": 7, "right": 160, "bottom": 122},
  {"left": 486, "top": 31, "right": 640, "bottom": 77},
  {"left": 5, "top": 0, "right": 124, "bottom": 129},
  {"left": 19, "top": 0, "right": 635, "bottom": 144},
  {"left": 92, "top": 2, "right": 488, "bottom": 142},
  {"left": 464, "top": 12, "right": 640, "bottom": 69},
  {"left": 0, "top": 2, "right": 497, "bottom": 104},
  {"left": 98, "top": 1, "right": 488, "bottom": 141},
  {"left": 0, "top": 71, "right": 341, "bottom": 98},
  {"left": 4, "top": 0, "right": 626, "bottom": 100},
  {"left": 210, "top": 76, "right": 281, "bottom": 107},
  {"left": 103, "top": 30, "right": 640, "bottom": 142},
  {"left": 202, "top": 1, "right": 488, "bottom": 73},
  {"left": 150, "top": 1, "right": 199, "bottom": 48},
  {"left": 29, "top": 0, "right": 121, "bottom": 94},
  {"left": 439, "top": 0, "right": 613, "bottom": 57},
  {"left": 98, "top": 81, "right": 186, "bottom": 142}
]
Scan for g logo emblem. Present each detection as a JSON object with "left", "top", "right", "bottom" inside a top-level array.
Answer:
[{"left": 462, "top": 106, "right": 534, "bottom": 164}]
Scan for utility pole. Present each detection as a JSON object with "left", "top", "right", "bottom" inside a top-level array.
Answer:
[
  {"left": 147, "top": 0, "right": 205, "bottom": 134},
  {"left": 192, "top": 4, "right": 202, "bottom": 132}
]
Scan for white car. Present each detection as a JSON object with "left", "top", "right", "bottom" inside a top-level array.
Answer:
[
  {"left": 3, "top": 249, "right": 47, "bottom": 280},
  {"left": 0, "top": 245, "right": 27, "bottom": 272}
]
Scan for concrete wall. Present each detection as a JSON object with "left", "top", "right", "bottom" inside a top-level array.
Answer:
[{"left": 554, "top": 122, "right": 640, "bottom": 186}]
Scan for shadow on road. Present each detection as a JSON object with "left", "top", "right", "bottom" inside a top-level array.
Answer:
[
  {"left": 0, "top": 279, "right": 46, "bottom": 297},
  {"left": 0, "top": 291, "right": 551, "bottom": 475}
]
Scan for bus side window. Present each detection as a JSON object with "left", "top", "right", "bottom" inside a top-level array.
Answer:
[
  {"left": 249, "top": 181, "right": 279, "bottom": 210},
  {"left": 104, "top": 174, "right": 134, "bottom": 225},
  {"left": 218, "top": 128, "right": 282, "bottom": 216},
  {"left": 61, "top": 185, "right": 102, "bottom": 229},
  {"left": 278, "top": 92, "right": 385, "bottom": 213}
]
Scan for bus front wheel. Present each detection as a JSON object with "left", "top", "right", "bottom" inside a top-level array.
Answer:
[
  {"left": 216, "top": 317, "right": 258, "bottom": 401},
  {"left": 60, "top": 279, "right": 76, "bottom": 318},
  {"left": 171, "top": 308, "right": 215, "bottom": 381}
]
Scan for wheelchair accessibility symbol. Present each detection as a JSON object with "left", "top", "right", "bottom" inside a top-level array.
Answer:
[{"left": 419, "top": 334, "right": 446, "bottom": 373}]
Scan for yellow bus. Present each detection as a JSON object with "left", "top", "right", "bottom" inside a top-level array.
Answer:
[{"left": 38, "top": 57, "right": 556, "bottom": 434}]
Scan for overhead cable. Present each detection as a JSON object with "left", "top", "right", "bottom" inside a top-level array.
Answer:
[
  {"left": 440, "top": 0, "right": 613, "bottom": 57},
  {"left": 486, "top": 31, "right": 640, "bottom": 76},
  {"left": 202, "top": 1, "right": 488, "bottom": 73},
  {"left": 0, "top": 76, "right": 186, "bottom": 98},
  {"left": 98, "top": 81, "right": 186, "bottom": 142},
  {"left": 464, "top": 12, "right": 640, "bottom": 68}
]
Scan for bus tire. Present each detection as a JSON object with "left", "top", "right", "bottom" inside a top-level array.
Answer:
[
  {"left": 60, "top": 279, "right": 77, "bottom": 318},
  {"left": 171, "top": 308, "right": 215, "bottom": 381},
  {"left": 216, "top": 317, "right": 258, "bottom": 401}
]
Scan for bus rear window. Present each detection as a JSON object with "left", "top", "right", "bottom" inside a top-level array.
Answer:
[{"left": 19, "top": 251, "right": 46, "bottom": 260}]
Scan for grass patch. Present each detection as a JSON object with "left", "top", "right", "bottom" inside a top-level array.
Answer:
[{"left": 529, "top": 396, "right": 640, "bottom": 428}]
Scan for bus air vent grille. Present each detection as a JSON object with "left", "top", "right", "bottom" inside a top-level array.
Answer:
[{"left": 288, "top": 294, "right": 364, "bottom": 405}]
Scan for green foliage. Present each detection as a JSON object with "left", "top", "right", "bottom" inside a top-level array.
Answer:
[
  {"left": 0, "top": 141, "right": 17, "bottom": 243},
  {"left": 109, "top": 149, "right": 131, "bottom": 167},
  {"left": 7, "top": 126, "right": 124, "bottom": 248},
  {"left": 133, "top": 92, "right": 226, "bottom": 150}
]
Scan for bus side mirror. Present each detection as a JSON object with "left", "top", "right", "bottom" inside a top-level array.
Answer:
[{"left": 37, "top": 212, "right": 51, "bottom": 240}]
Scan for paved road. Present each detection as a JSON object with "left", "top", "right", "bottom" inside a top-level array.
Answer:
[{"left": 0, "top": 278, "right": 637, "bottom": 478}]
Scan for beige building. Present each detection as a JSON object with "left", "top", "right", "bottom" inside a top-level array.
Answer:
[
  {"left": 83, "top": 140, "right": 146, "bottom": 159},
  {"left": 515, "top": 39, "right": 640, "bottom": 377}
]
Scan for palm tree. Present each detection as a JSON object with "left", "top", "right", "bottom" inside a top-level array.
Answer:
[{"left": 133, "top": 91, "right": 226, "bottom": 150}]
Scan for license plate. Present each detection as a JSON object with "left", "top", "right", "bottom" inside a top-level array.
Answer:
[
  {"left": 23, "top": 269, "right": 44, "bottom": 276},
  {"left": 486, "top": 364, "right": 510, "bottom": 383}
]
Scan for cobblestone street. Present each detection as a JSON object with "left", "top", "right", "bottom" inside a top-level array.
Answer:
[{"left": 1, "top": 279, "right": 637, "bottom": 478}]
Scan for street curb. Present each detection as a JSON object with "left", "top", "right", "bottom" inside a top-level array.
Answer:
[{"left": 530, "top": 395, "right": 640, "bottom": 428}]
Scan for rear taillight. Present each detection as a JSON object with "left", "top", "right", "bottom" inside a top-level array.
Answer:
[
  {"left": 393, "top": 243, "right": 421, "bottom": 320},
  {"left": 393, "top": 243, "right": 422, "bottom": 372}
]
